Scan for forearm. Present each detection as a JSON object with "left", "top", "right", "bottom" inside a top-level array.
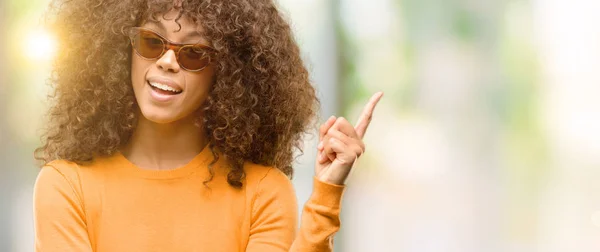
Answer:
[{"left": 289, "top": 177, "right": 345, "bottom": 252}]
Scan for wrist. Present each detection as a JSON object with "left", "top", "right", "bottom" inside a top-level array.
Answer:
[{"left": 316, "top": 174, "right": 346, "bottom": 186}]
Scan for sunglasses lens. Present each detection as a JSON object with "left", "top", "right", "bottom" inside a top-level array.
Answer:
[
  {"left": 130, "top": 28, "right": 213, "bottom": 71},
  {"left": 179, "top": 46, "right": 211, "bottom": 71},
  {"left": 133, "top": 30, "right": 164, "bottom": 59}
]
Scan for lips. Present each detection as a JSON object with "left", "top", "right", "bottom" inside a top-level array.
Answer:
[
  {"left": 148, "top": 81, "right": 182, "bottom": 94},
  {"left": 145, "top": 76, "right": 183, "bottom": 103},
  {"left": 146, "top": 76, "right": 183, "bottom": 93}
]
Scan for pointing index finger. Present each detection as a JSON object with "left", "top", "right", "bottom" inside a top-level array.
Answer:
[{"left": 355, "top": 92, "right": 383, "bottom": 139}]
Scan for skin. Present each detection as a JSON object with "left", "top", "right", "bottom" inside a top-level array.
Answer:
[
  {"left": 120, "top": 8, "right": 215, "bottom": 170},
  {"left": 316, "top": 92, "right": 384, "bottom": 185},
  {"left": 120, "top": 6, "right": 385, "bottom": 185}
]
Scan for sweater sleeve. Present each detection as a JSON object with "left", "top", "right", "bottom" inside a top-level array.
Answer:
[
  {"left": 245, "top": 169, "right": 345, "bottom": 252},
  {"left": 289, "top": 177, "right": 345, "bottom": 251},
  {"left": 33, "top": 164, "right": 93, "bottom": 252}
]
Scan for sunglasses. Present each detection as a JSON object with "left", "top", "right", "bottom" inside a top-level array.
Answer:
[{"left": 128, "top": 27, "right": 216, "bottom": 72}]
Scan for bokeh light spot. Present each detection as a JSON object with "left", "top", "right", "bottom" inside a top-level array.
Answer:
[{"left": 24, "top": 29, "right": 57, "bottom": 62}]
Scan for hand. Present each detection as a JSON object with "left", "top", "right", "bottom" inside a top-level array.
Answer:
[{"left": 315, "top": 92, "right": 383, "bottom": 185}]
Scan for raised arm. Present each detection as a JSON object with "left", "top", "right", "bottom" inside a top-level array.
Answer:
[{"left": 246, "top": 92, "right": 383, "bottom": 251}]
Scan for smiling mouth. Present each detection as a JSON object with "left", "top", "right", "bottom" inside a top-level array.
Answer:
[{"left": 147, "top": 81, "right": 183, "bottom": 95}]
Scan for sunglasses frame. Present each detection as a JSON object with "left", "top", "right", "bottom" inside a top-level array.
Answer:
[{"left": 128, "top": 27, "right": 216, "bottom": 72}]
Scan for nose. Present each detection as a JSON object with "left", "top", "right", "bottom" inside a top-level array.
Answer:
[{"left": 156, "top": 49, "right": 181, "bottom": 73}]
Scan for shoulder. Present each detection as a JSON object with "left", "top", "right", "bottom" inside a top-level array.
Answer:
[
  {"left": 242, "top": 162, "right": 297, "bottom": 209},
  {"left": 243, "top": 162, "right": 294, "bottom": 192},
  {"left": 40, "top": 159, "right": 83, "bottom": 183},
  {"left": 242, "top": 162, "right": 298, "bottom": 218},
  {"left": 34, "top": 159, "right": 87, "bottom": 208},
  {"left": 35, "top": 159, "right": 86, "bottom": 194},
  {"left": 35, "top": 156, "right": 105, "bottom": 198}
]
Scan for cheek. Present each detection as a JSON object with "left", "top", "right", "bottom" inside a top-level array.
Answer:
[
  {"left": 183, "top": 69, "right": 215, "bottom": 105},
  {"left": 131, "top": 53, "right": 150, "bottom": 85}
]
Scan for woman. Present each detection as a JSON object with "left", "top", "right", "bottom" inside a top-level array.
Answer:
[{"left": 33, "top": 0, "right": 382, "bottom": 251}]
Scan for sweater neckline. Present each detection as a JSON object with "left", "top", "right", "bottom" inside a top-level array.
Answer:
[{"left": 114, "top": 144, "right": 213, "bottom": 179}]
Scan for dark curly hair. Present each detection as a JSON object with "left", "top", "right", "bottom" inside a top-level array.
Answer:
[{"left": 35, "top": 0, "right": 319, "bottom": 188}]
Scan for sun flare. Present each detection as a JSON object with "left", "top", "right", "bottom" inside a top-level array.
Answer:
[{"left": 24, "top": 29, "right": 57, "bottom": 62}]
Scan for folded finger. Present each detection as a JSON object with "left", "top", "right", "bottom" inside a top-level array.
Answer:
[
  {"left": 318, "top": 116, "right": 337, "bottom": 150},
  {"left": 320, "top": 135, "right": 338, "bottom": 163},
  {"left": 330, "top": 117, "right": 359, "bottom": 140}
]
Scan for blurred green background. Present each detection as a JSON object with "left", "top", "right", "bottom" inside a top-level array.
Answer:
[{"left": 2, "top": 0, "right": 600, "bottom": 251}]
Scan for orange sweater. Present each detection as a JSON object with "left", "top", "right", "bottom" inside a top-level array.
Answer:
[{"left": 33, "top": 146, "right": 345, "bottom": 251}]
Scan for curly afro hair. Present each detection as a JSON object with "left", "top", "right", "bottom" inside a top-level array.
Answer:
[{"left": 35, "top": 0, "right": 319, "bottom": 188}]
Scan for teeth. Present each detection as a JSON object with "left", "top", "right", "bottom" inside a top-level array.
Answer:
[{"left": 149, "top": 81, "right": 181, "bottom": 93}]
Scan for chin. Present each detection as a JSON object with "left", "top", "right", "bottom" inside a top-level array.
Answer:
[{"left": 139, "top": 106, "right": 182, "bottom": 124}]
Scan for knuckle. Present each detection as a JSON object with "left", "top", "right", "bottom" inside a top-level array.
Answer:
[
  {"left": 351, "top": 129, "right": 360, "bottom": 138},
  {"left": 320, "top": 124, "right": 327, "bottom": 132},
  {"left": 321, "top": 138, "right": 328, "bottom": 148},
  {"left": 356, "top": 149, "right": 363, "bottom": 158},
  {"left": 339, "top": 117, "right": 350, "bottom": 125}
]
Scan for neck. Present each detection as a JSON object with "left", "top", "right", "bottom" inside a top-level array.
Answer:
[{"left": 120, "top": 112, "right": 208, "bottom": 170}]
